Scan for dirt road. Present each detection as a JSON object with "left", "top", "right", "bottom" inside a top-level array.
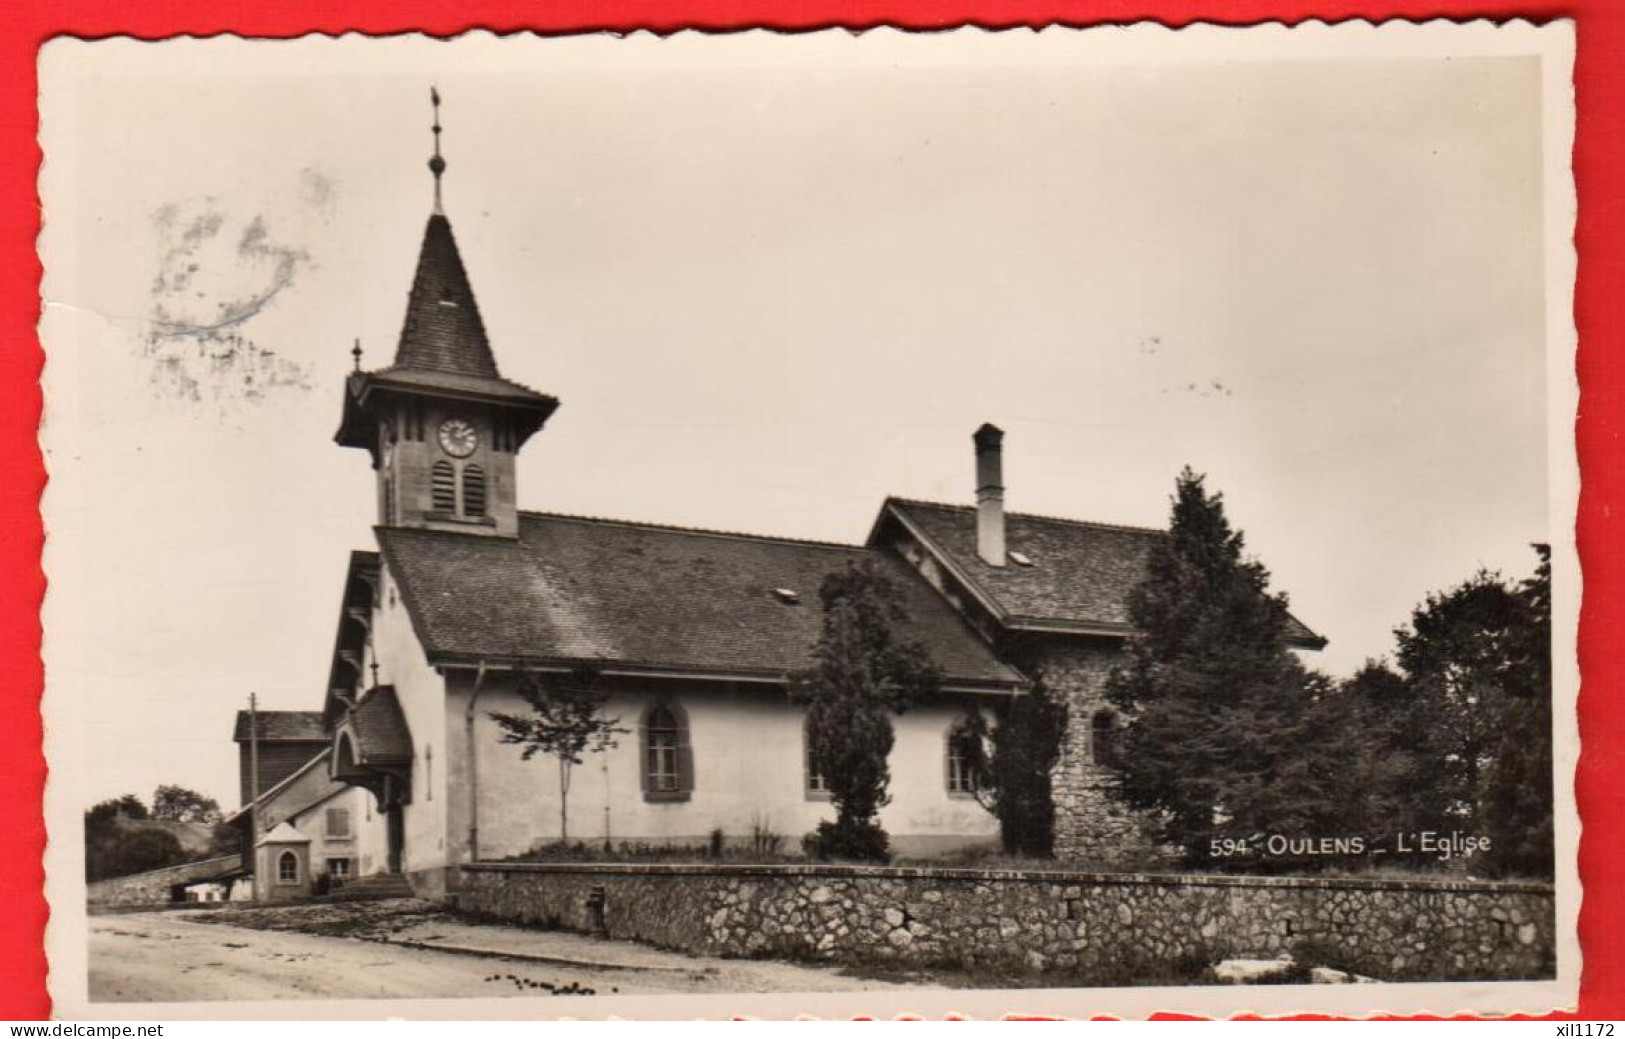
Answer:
[{"left": 89, "top": 909, "right": 919, "bottom": 1003}]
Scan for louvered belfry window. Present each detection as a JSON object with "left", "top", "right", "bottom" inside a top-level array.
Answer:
[
  {"left": 463, "top": 464, "right": 487, "bottom": 517},
  {"left": 431, "top": 460, "right": 456, "bottom": 512}
]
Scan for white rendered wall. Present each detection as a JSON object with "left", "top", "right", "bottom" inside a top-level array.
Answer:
[
  {"left": 371, "top": 562, "right": 451, "bottom": 878},
  {"left": 457, "top": 677, "right": 1000, "bottom": 861}
]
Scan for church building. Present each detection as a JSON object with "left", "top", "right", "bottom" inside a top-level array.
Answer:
[{"left": 229, "top": 100, "right": 1324, "bottom": 900}]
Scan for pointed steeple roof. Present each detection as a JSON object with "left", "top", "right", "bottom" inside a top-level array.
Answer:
[
  {"left": 394, "top": 213, "right": 500, "bottom": 378},
  {"left": 335, "top": 93, "right": 558, "bottom": 460},
  {"left": 339, "top": 210, "right": 556, "bottom": 451}
]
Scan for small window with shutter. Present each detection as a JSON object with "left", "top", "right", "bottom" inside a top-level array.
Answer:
[
  {"left": 431, "top": 460, "right": 456, "bottom": 512},
  {"left": 640, "top": 702, "right": 693, "bottom": 802}
]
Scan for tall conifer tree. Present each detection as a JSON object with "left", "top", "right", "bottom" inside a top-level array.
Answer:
[
  {"left": 1104, "top": 468, "right": 1322, "bottom": 865},
  {"left": 791, "top": 561, "right": 942, "bottom": 862}
]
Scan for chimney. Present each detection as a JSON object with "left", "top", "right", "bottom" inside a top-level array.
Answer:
[{"left": 974, "top": 423, "right": 1006, "bottom": 566}]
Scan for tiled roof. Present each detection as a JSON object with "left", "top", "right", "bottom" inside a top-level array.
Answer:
[
  {"left": 395, "top": 214, "right": 500, "bottom": 378},
  {"left": 232, "top": 710, "right": 327, "bottom": 743},
  {"left": 256, "top": 821, "right": 312, "bottom": 846},
  {"left": 359, "top": 365, "right": 555, "bottom": 407},
  {"left": 886, "top": 499, "right": 1324, "bottom": 647},
  {"left": 345, "top": 686, "right": 413, "bottom": 765},
  {"left": 377, "top": 513, "right": 1024, "bottom": 688}
]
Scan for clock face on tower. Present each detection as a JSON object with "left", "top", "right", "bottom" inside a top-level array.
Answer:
[{"left": 437, "top": 418, "right": 478, "bottom": 458}]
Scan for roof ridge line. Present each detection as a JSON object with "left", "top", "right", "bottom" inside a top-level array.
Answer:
[
  {"left": 516, "top": 509, "right": 867, "bottom": 552},
  {"left": 887, "top": 496, "right": 1167, "bottom": 537}
]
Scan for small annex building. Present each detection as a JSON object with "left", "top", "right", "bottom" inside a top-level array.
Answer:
[{"left": 229, "top": 120, "right": 1323, "bottom": 897}]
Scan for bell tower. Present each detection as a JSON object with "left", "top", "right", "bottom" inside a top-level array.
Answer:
[{"left": 336, "top": 89, "right": 558, "bottom": 538}]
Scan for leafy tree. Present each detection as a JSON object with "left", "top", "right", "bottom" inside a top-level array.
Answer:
[
  {"left": 1331, "top": 660, "right": 1426, "bottom": 836},
  {"left": 969, "top": 676, "right": 1068, "bottom": 856},
  {"left": 83, "top": 795, "right": 187, "bottom": 882},
  {"left": 207, "top": 822, "right": 244, "bottom": 859},
  {"left": 1481, "top": 544, "right": 1553, "bottom": 877},
  {"left": 1104, "top": 468, "right": 1328, "bottom": 865},
  {"left": 489, "top": 664, "right": 627, "bottom": 843},
  {"left": 1388, "top": 546, "right": 1552, "bottom": 877},
  {"left": 1392, "top": 569, "right": 1529, "bottom": 826},
  {"left": 105, "top": 829, "right": 185, "bottom": 879},
  {"left": 85, "top": 794, "right": 148, "bottom": 830},
  {"left": 791, "top": 560, "right": 943, "bottom": 862},
  {"left": 151, "top": 785, "right": 223, "bottom": 825}
]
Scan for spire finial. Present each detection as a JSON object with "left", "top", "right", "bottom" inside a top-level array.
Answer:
[
  {"left": 352, "top": 337, "right": 363, "bottom": 371},
  {"left": 428, "top": 86, "right": 446, "bottom": 214}
]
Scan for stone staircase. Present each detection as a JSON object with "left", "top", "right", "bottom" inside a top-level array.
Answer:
[{"left": 317, "top": 872, "right": 415, "bottom": 903}]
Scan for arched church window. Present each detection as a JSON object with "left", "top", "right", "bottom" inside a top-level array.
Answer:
[
  {"left": 276, "top": 850, "right": 299, "bottom": 885},
  {"left": 431, "top": 461, "right": 456, "bottom": 513},
  {"left": 640, "top": 703, "right": 692, "bottom": 802},
  {"left": 463, "top": 465, "right": 487, "bottom": 517},
  {"left": 1091, "top": 710, "right": 1121, "bottom": 770}
]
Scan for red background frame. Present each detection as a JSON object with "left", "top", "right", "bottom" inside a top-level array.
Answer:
[{"left": 0, "top": 0, "right": 1616, "bottom": 1021}]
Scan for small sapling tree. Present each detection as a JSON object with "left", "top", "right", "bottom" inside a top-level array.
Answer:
[
  {"left": 791, "top": 560, "right": 942, "bottom": 862},
  {"left": 489, "top": 664, "right": 627, "bottom": 844}
]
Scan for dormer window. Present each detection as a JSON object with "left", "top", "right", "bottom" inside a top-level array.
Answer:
[
  {"left": 772, "top": 588, "right": 801, "bottom": 605},
  {"left": 438, "top": 299, "right": 460, "bottom": 308},
  {"left": 1008, "top": 550, "right": 1036, "bottom": 567}
]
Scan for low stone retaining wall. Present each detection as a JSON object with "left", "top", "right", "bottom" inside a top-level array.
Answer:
[
  {"left": 88, "top": 900, "right": 239, "bottom": 917},
  {"left": 87, "top": 855, "right": 241, "bottom": 908},
  {"left": 454, "top": 862, "right": 1555, "bottom": 983}
]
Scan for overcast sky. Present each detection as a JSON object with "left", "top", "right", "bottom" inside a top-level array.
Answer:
[{"left": 39, "top": 31, "right": 1554, "bottom": 812}]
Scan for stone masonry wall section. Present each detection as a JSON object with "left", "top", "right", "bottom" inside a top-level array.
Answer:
[
  {"left": 1013, "top": 637, "right": 1166, "bottom": 865},
  {"left": 454, "top": 863, "right": 1554, "bottom": 982},
  {"left": 86, "top": 855, "right": 241, "bottom": 908}
]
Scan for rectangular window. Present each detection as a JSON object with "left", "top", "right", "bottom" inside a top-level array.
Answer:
[
  {"left": 804, "top": 725, "right": 831, "bottom": 800},
  {"left": 325, "top": 807, "right": 352, "bottom": 838},
  {"left": 326, "top": 857, "right": 352, "bottom": 878},
  {"left": 647, "top": 741, "right": 679, "bottom": 793},
  {"left": 947, "top": 731, "right": 978, "bottom": 796}
]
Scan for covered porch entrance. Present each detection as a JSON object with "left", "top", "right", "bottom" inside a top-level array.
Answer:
[{"left": 330, "top": 685, "right": 414, "bottom": 876}]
